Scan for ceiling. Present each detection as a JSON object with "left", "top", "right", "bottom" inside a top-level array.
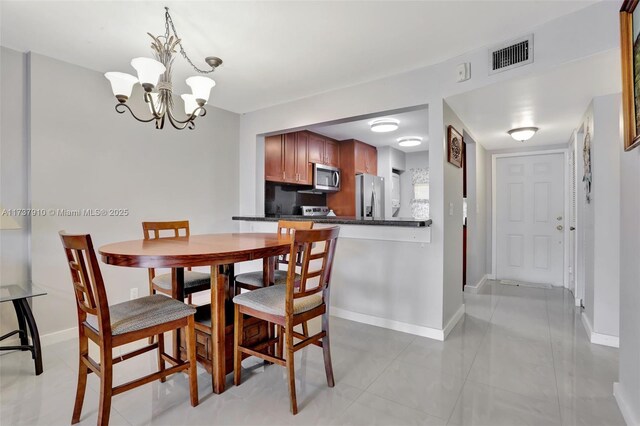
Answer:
[
  {"left": 445, "top": 49, "right": 621, "bottom": 151},
  {"left": 308, "top": 108, "right": 429, "bottom": 153},
  {"left": 0, "top": 1, "right": 599, "bottom": 113}
]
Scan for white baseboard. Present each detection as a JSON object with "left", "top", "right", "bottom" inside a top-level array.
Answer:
[
  {"left": 331, "top": 306, "right": 464, "bottom": 341},
  {"left": 442, "top": 304, "right": 466, "bottom": 340},
  {"left": 581, "top": 312, "right": 619, "bottom": 348},
  {"left": 464, "top": 274, "right": 488, "bottom": 294},
  {"left": 613, "top": 382, "right": 640, "bottom": 426},
  {"left": 41, "top": 327, "right": 77, "bottom": 346},
  {"left": 487, "top": 273, "right": 496, "bottom": 280},
  {"left": 0, "top": 326, "right": 77, "bottom": 357}
]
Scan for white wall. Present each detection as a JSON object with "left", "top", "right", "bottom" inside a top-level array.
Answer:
[
  {"left": 464, "top": 133, "right": 488, "bottom": 287},
  {"left": 235, "top": 1, "right": 618, "bottom": 334},
  {"left": 576, "top": 95, "right": 621, "bottom": 342},
  {"left": 376, "top": 146, "right": 394, "bottom": 218},
  {"left": 615, "top": 140, "right": 640, "bottom": 425},
  {"left": 442, "top": 101, "right": 466, "bottom": 323},
  {"left": 26, "top": 52, "right": 240, "bottom": 338},
  {"left": 591, "top": 94, "right": 621, "bottom": 338},
  {"left": 0, "top": 47, "right": 29, "bottom": 335},
  {"left": 399, "top": 151, "right": 429, "bottom": 218}
]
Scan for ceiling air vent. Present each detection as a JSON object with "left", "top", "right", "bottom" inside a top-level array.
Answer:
[{"left": 489, "top": 35, "right": 533, "bottom": 74}]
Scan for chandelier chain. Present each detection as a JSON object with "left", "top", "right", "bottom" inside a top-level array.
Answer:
[{"left": 164, "top": 7, "right": 214, "bottom": 74}]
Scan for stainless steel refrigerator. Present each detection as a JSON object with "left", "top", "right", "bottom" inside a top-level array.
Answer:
[{"left": 355, "top": 174, "right": 385, "bottom": 219}]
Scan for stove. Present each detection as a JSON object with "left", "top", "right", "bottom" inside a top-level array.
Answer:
[{"left": 300, "top": 206, "right": 330, "bottom": 216}]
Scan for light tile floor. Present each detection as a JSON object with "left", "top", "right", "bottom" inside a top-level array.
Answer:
[{"left": 0, "top": 281, "right": 626, "bottom": 425}]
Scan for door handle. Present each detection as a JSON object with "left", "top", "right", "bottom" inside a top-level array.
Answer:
[
  {"left": 570, "top": 226, "right": 576, "bottom": 231},
  {"left": 557, "top": 225, "right": 564, "bottom": 231}
]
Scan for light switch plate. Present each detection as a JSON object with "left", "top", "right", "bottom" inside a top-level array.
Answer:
[{"left": 456, "top": 63, "right": 471, "bottom": 82}]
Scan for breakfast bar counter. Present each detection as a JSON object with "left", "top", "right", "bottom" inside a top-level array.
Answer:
[
  {"left": 232, "top": 215, "right": 431, "bottom": 227},
  {"left": 233, "top": 215, "right": 447, "bottom": 341}
]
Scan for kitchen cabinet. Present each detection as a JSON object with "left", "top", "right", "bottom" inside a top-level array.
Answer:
[
  {"left": 327, "top": 139, "right": 378, "bottom": 216},
  {"left": 354, "top": 141, "right": 377, "bottom": 175},
  {"left": 325, "top": 139, "right": 340, "bottom": 167},
  {"left": 265, "top": 135, "right": 285, "bottom": 182},
  {"left": 264, "top": 133, "right": 311, "bottom": 185},
  {"left": 308, "top": 132, "right": 340, "bottom": 168},
  {"left": 295, "top": 131, "right": 310, "bottom": 184}
]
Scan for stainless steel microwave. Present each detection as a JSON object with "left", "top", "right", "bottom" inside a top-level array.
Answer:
[{"left": 313, "top": 164, "right": 340, "bottom": 192}]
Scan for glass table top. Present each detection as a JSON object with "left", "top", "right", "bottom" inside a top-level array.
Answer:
[{"left": 0, "top": 284, "right": 47, "bottom": 303}]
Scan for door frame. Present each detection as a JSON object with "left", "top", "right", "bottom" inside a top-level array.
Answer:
[{"left": 491, "top": 148, "right": 570, "bottom": 287}]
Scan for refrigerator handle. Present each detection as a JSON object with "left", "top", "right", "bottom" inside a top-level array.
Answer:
[{"left": 371, "top": 184, "right": 377, "bottom": 217}]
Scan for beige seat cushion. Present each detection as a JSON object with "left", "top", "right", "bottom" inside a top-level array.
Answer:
[
  {"left": 233, "top": 285, "right": 323, "bottom": 317},
  {"left": 152, "top": 270, "right": 210, "bottom": 292},
  {"left": 85, "top": 294, "right": 196, "bottom": 335},
  {"left": 235, "top": 270, "right": 300, "bottom": 288}
]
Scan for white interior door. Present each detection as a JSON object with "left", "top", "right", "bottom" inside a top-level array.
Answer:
[{"left": 496, "top": 153, "right": 565, "bottom": 286}]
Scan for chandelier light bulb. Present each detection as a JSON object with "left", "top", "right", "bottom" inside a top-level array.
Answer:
[
  {"left": 104, "top": 72, "right": 138, "bottom": 101},
  {"left": 186, "top": 76, "right": 216, "bottom": 104},
  {"left": 508, "top": 127, "right": 539, "bottom": 142},
  {"left": 181, "top": 94, "right": 199, "bottom": 115},
  {"left": 370, "top": 118, "right": 399, "bottom": 133},
  {"left": 131, "top": 57, "right": 166, "bottom": 90}
]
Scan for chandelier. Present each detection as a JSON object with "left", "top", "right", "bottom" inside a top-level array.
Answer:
[{"left": 104, "top": 7, "right": 222, "bottom": 130}]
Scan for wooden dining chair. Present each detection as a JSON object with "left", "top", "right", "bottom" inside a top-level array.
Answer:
[
  {"left": 59, "top": 232, "right": 198, "bottom": 426},
  {"left": 233, "top": 226, "right": 340, "bottom": 415},
  {"left": 234, "top": 220, "right": 313, "bottom": 293},
  {"left": 234, "top": 220, "right": 313, "bottom": 336},
  {"left": 143, "top": 221, "right": 211, "bottom": 304}
]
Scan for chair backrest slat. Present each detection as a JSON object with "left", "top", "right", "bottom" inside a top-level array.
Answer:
[
  {"left": 59, "top": 232, "right": 111, "bottom": 335},
  {"left": 285, "top": 227, "right": 340, "bottom": 307},
  {"left": 142, "top": 221, "right": 191, "bottom": 277},
  {"left": 143, "top": 220, "right": 190, "bottom": 240},
  {"left": 276, "top": 220, "right": 313, "bottom": 269}
]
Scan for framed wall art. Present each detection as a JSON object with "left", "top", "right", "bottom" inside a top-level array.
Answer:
[
  {"left": 447, "top": 125, "right": 463, "bottom": 168},
  {"left": 620, "top": 0, "right": 640, "bottom": 151}
]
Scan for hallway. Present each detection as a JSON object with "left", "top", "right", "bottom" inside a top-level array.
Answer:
[{"left": 0, "top": 282, "right": 625, "bottom": 425}]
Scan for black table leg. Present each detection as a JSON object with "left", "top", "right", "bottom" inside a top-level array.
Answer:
[
  {"left": 11, "top": 300, "right": 29, "bottom": 348},
  {"left": 19, "top": 299, "right": 43, "bottom": 375}
]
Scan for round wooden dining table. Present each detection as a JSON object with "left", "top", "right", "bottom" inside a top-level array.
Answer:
[{"left": 99, "top": 233, "right": 292, "bottom": 394}]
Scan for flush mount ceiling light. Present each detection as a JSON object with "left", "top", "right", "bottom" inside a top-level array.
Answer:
[
  {"left": 397, "top": 136, "right": 423, "bottom": 147},
  {"left": 370, "top": 118, "right": 399, "bottom": 133},
  {"left": 508, "top": 127, "right": 539, "bottom": 142},
  {"left": 105, "top": 7, "right": 223, "bottom": 130}
]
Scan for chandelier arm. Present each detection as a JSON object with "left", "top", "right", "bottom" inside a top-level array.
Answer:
[
  {"left": 115, "top": 103, "right": 157, "bottom": 123},
  {"left": 166, "top": 108, "right": 197, "bottom": 130},
  {"left": 166, "top": 106, "right": 206, "bottom": 125},
  {"left": 156, "top": 114, "right": 166, "bottom": 130},
  {"left": 164, "top": 7, "right": 216, "bottom": 74},
  {"left": 145, "top": 92, "right": 163, "bottom": 119}
]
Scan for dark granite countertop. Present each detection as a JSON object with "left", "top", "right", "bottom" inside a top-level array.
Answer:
[{"left": 232, "top": 215, "right": 431, "bottom": 228}]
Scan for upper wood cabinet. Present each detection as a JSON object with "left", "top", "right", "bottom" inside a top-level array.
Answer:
[
  {"left": 264, "top": 132, "right": 311, "bottom": 185},
  {"left": 307, "top": 132, "right": 340, "bottom": 168},
  {"left": 294, "top": 131, "right": 310, "bottom": 184},
  {"left": 327, "top": 139, "right": 378, "bottom": 216},
  {"left": 308, "top": 133, "right": 325, "bottom": 164},
  {"left": 265, "top": 135, "right": 285, "bottom": 182},
  {"left": 354, "top": 141, "right": 377, "bottom": 175},
  {"left": 325, "top": 139, "right": 340, "bottom": 168}
]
